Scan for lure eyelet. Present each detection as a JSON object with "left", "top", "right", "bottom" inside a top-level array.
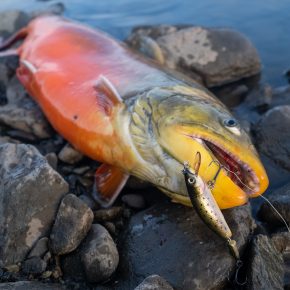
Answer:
[{"left": 188, "top": 177, "right": 196, "bottom": 184}]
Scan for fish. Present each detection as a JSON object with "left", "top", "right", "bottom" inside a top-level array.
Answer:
[
  {"left": 0, "top": 15, "right": 269, "bottom": 209},
  {"left": 182, "top": 152, "right": 239, "bottom": 259}
]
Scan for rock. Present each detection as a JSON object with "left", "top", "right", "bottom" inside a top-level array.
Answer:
[
  {"left": 127, "top": 25, "right": 261, "bottom": 87},
  {"left": 30, "top": 3, "right": 65, "bottom": 18},
  {"left": 258, "top": 182, "right": 290, "bottom": 229},
  {"left": 94, "top": 207, "right": 123, "bottom": 222},
  {"left": 78, "top": 194, "right": 97, "bottom": 210},
  {"left": 22, "top": 257, "right": 47, "bottom": 274},
  {"left": 81, "top": 224, "right": 119, "bottom": 283},
  {"left": 0, "top": 281, "right": 66, "bottom": 289},
  {"left": 0, "top": 143, "right": 68, "bottom": 267},
  {"left": 126, "top": 176, "right": 151, "bottom": 189},
  {"left": 122, "top": 194, "right": 146, "bottom": 209},
  {"left": 58, "top": 143, "right": 83, "bottom": 164},
  {"left": 134, "top": 275, "right": 174, "bottom": 290},
  {"left": 28, "top": 237, "right": 49, "bottom": 259},
  {"left": 45, "top": 152, "right": 58, "bottom": 170},
  {"left": 0, "top": 55, "right": 19, "bottom": 86},
  {"left": 255, "top": 105, "right": 290, "bottom": 170},
  {"left": 0, "top": 76, "right": 52, "bottom": 139},
  {"left": 0, "top": 136, "right": 20, "bottom": 144},
  {"left": 119, "top": 200, "right": 255, "bottom": 290},
  {"left": 0, "top": 10, "right": 30, "bottom": 37},
  {"left": 247, "top": 235, "right": 284, "bottom": 290},
  {"left": 4, "top": 264, "right": 20, "bottom": 273},
  {"left": 271, "top": 232, "right": 290, "bottom": 253},
  {"left": 271, "top": 85, "right": 290, "bottom": 108},
  {"left": 50, "top": 194, "right": 94, "bottom": 255}
]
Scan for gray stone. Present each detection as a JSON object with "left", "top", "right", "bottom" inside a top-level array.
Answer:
[
  {"left": 0, "top": 76, "right": 52, "bottom": 139},
  {"left": 255, "top": 105, "right": 290, "bottom": 170},
  {"left": 119, "top": 200, "right": 255, "bottom": 290},
  {"left": 81, "top": 224, "right": 119, "bottom": 283},
  {"left": 258, "top": 183, "right": 290, "bottom": 228},
  {"left": 247, "top": 235, "right": 284, "bottom": 290},
  {"left": 58, "top": 143, "right": 83, "bottom": 164},
  {"left": 78, "top": 194, "right": 97, "bottom": 210},
  {"left": 134, "top": 275, "right": 174, "bottom": 290},
  {"left": 0, "top": 56, "right": 19, "bottom": 86},
  {"left": 0, "top": 143, "right": 68, "bottom": 267},
  {"left": 45, "top": 152, "right": 58, "bottom": 170},
  {"left": 50, "top": 194, "right": 94, "bottom": 255},
  {"left": 22, "top": 257, "right": 47, "bottom": 274},
  {"left": 30, "top": 3, "right": 65, "bottom": 18},
  {"left": 94, "top": 207, "right": 123, "bottom": 222},
  {"left": 122, "top": 194, "right": 146, "bottom": 209},
  {"left": 127, "top": 25, "right": 261, "bottom": 87},
  {"left": 0, "top": 281, "right": 66, "bottom": 289},
  {"left": 28, "top": 237, "right": 49, "bottom": 258},
  {"left": 0, "top": 136, "right": 19, "bottom": 145},
  {"left": 271, "top": 232, "right": 290, "bottom": 253},
  {"left": 0, "top": 10, "right": 30, "bottom": 37}
]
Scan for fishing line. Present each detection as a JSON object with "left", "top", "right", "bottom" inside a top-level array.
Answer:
[{"left": 207, "top": 160, "right": 290, "bottom": 233}]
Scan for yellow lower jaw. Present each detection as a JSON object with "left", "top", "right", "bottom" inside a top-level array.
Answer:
[{"left": 161, "top": 134, "right": 248, "bottom": 209}]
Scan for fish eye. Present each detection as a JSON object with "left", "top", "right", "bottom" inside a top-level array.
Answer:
[
  {"left": 188, "top": 177, "right": 196, "bottom": 184},
  {"left": 224, "top": 118, "right": 238, "bottom": 127}
]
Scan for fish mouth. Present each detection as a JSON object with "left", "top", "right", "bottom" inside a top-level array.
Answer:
[{"left": 193, "top": 137, "right": 260, "bottom": 195}]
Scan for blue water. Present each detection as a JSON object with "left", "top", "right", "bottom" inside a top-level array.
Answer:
[{"left": 0, "top": 0, "right": 289, "bottom": 87}]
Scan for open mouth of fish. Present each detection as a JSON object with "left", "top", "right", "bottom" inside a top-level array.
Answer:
[{"left": 193, "top": 137, "right": 260, "bottom": 195}]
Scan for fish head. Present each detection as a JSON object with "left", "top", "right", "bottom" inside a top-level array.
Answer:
[{"left": 139, "top": 85, "right": 268, "bottom": 209}]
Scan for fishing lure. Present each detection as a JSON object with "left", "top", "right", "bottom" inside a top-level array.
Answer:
[{"left": 182, "top": 152, "right": 240, "bottom": 259}]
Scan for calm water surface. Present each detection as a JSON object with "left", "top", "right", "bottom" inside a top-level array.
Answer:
[{"left": 0, "top": 0, "right": 289, "bottom": 87}]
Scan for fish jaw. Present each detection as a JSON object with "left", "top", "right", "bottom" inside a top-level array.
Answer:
[{"left": 158, "top": 124, "right": 268, "bottom": 209}]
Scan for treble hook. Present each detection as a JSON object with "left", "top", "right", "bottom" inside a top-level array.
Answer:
[
  {"left": 234, "top": 259, "right": 247, "bottom": 286},
  {"left": 207, "top": 160, "right": 223, "bottom": 189}
]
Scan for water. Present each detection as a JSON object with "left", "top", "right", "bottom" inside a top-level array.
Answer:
[{"left": 0, "top": 0, "right": 290, "bottom": 87}]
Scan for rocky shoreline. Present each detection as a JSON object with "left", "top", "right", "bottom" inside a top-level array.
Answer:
[{"left": 0, "top": 4, "right": 289, "bottom": 290}]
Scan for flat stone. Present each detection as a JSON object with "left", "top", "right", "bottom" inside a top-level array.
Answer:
[
  {"left": 81, "top": 224, "right": 119, "bottom": 283},
  {"left": 118, "top": 200, "right": 255, "bottom": 290},
  {"left": 247, "top": 235, "right": 284, "bottom": 290},
  {"left": 0, "top": 281, "right": 66, "bottom": 289},
  {"left": 255, "top": 105, "right": 290, "bottom": 170},
  {"left": 134, "top": 275, "right": 174, "bottom": 290},
  {"left": 0, "top": 76, "right": 52, "bottom": 139},
  {"left": 0, "top": 143, "right": 68, "bottom": 267},
  {"left": 58, "top": 143, "right": 83, "bottom": 164},
  {"left": 22, "top": 257, "right": 47, "bottom": 274},
  {"left": 50, "top": 194, "right": 94, "bottom": 255},
  {"left": 258, "top": 182, "right": 290, "bottom": 229},
  {"left": 127, "top": 25, "right": 261, "bottom": 87},
  {"left": 28, "top": 237, "right": 49, "bottom": 259}
]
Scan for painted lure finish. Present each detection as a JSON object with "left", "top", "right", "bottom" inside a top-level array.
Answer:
[{"left": 2, "top": 16, "right": 268, "bottom": 209}]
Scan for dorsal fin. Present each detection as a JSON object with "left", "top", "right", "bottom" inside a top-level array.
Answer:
[{"left": 94, "top": 75, "right": 123, "bottom": 116}]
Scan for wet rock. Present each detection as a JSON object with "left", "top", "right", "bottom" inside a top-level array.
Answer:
[
  {"left": 78, "top": 194, "right": 97, "bottom": 210},
  {"left": 0, "top": 281, "right": 66, "bottom": 289},
  {"left": 271, "top": 232, "right": 290, "bottom": 253},
  {"left": 258, "top": 182, "right": 290, "bottom": 229},
  {"left": 0, "top": 136, "right": 20, "bottom": 144},
  {"left": 0, "top": 143, "right": 68, "bottom": 267},
  {"left": 119, "top": 200, "right": 255, "bottom": 290},
  {"left": 0, "top": 10, "right": 30, "bottom": 37},
  {"left": 22, "top": 257, "right": 47, "bottom": 274},
  {"left": 134, "top": 275, "right": 174, "bottom": 290},
  {"left": 81, "top": 224, "right": 119, "bottom": 283},
  {"left": 0, "top": 76, "right": 52, "bottom": 139},
  {"left": 255, "top": 105, "right": 290, "bottom": 170},
  {"left": 247, "top": 235, "right": 284, "bottom": 290},
  {"left": 58, "top": 143, "right": 83, "bottom": 164},
  {"left": 122, "top": 194, "right": 146, "bottom": 209},
  {"left": 50, "top": 194, "right": 94, "bottom": 255},
  {"left": 127, "top": 25, "right": 261, "bottom": 87},
  {"left": 45, "top": 152, "right": 58, "bottom": 170},
  {"left": 28, "top": 237, "right": 49, "bottom": 259},
  {"left": 94, "top": 207, "right": 123, "bottom": 222},
  {"left": 30, "top": 3, "right": 65, "bottom": 18}
]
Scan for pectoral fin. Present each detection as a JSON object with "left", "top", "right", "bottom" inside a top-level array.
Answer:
[{"left": 92, "top": 163, "right": 129, "bottom": 207}]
